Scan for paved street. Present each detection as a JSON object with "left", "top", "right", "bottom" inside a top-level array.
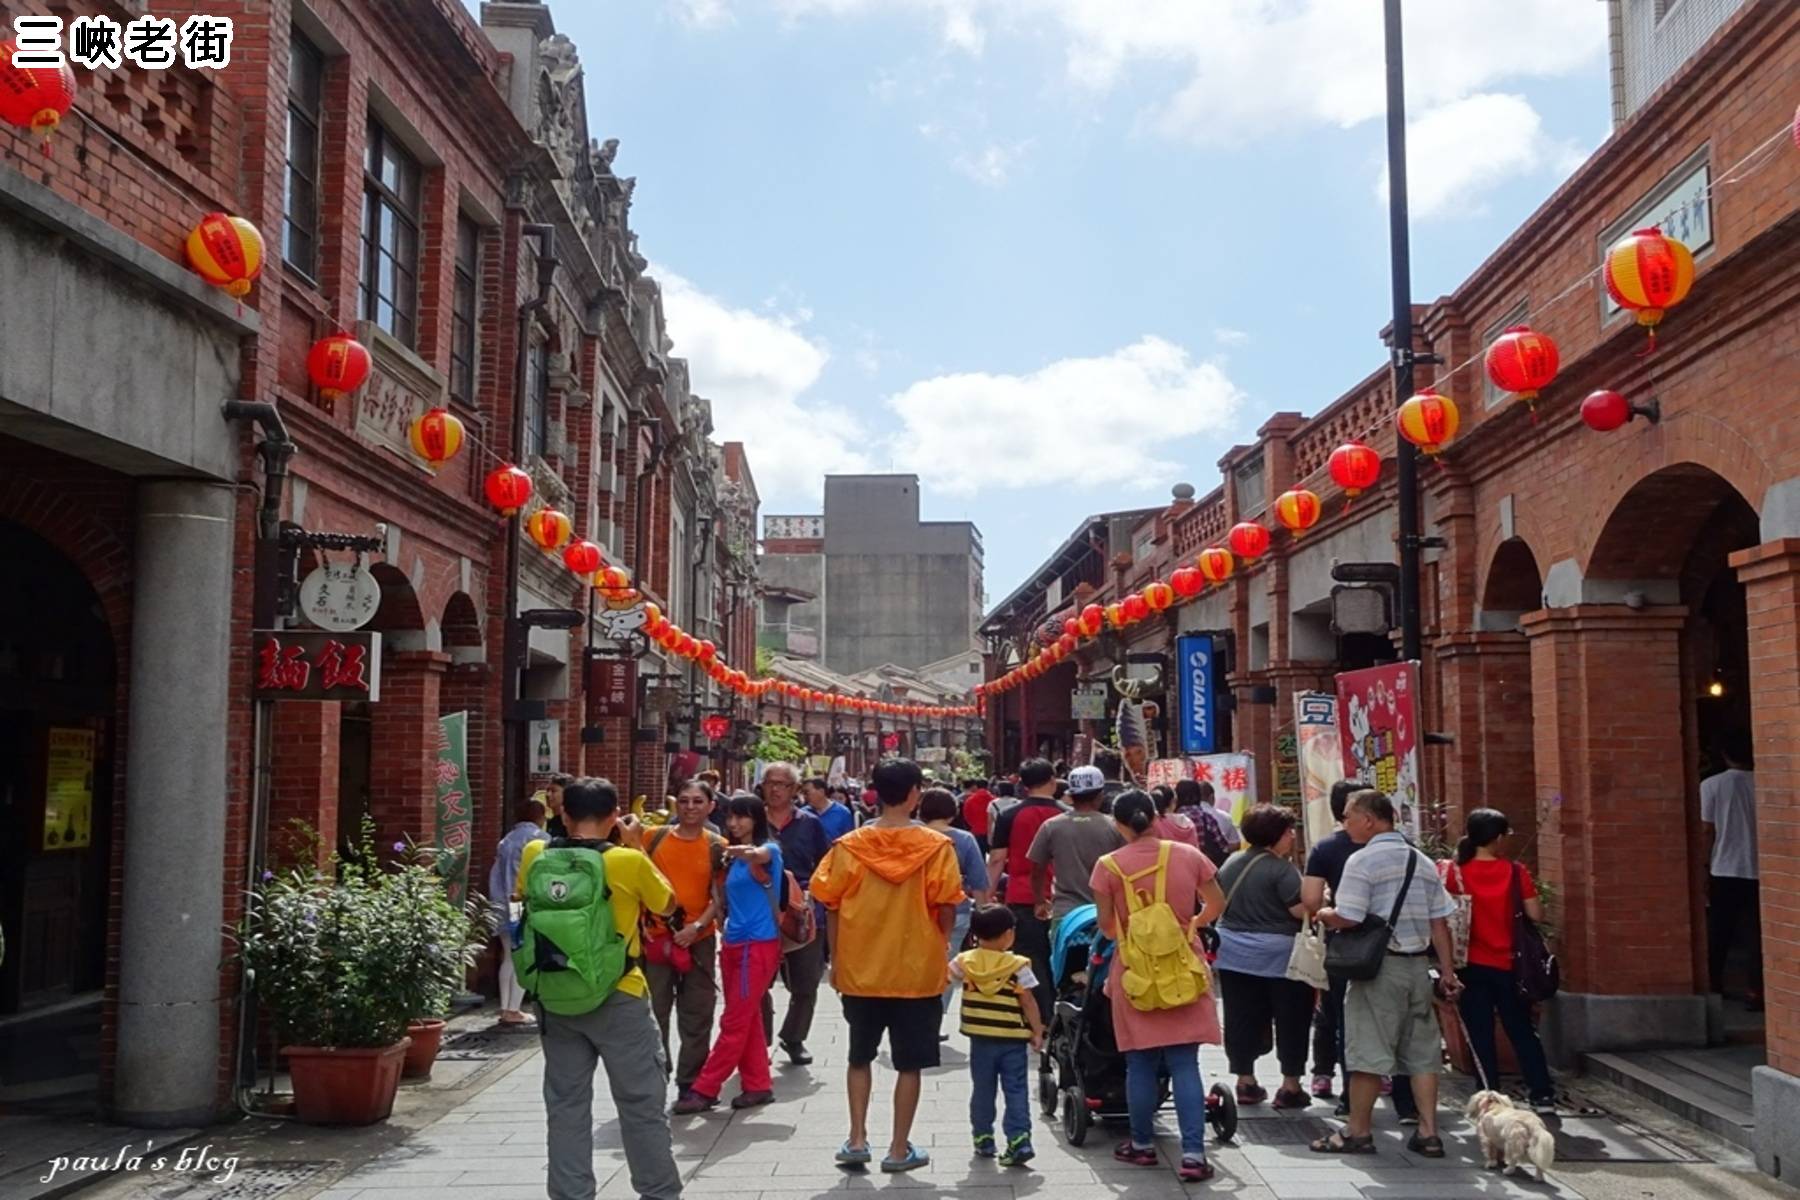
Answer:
[{"left": 292, "top": 997, "right": 1789, "bottom": 1200}]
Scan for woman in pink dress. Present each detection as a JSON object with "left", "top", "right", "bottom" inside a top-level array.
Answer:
[
  {"left": 1149, "top": 785, "right": 1201, "bottom": 848},
  {"left": 1090, "top": 791, "right": 1227, "bottom": 1183}
]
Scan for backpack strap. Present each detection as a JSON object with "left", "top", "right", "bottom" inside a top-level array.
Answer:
[
  {"left": 1220, "top": 850, "right": 1272, "bottom": 918},
  {"left": 647, "top": 826, "right": 671, "bottom": 861},
  {"left": 1102, "top": 854, "right": 1147, "bottom": 914},
  {"left": 1153, "top": 838, "right": 1172, "bottom": 906}
]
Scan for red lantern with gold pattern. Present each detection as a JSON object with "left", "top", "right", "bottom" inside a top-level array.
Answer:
[
  {"left": 1228, "top": 521, "right": 1270, "bottom": 561},
  {"left": 562, "top": 539, "right": 602, "bottom": 575},
  {"left": 483, "top": 465, "right": 533, "bottom": 516},
  {"left": 185, "top": 212, "right": 265, "bottom": 299},
  {"left": 1197, "top": 547, "right": 1235, "bottom": 587},
  {"left": 1484, "top": 326, "right": 1560, "bottom": 405},
  {"left": 1274, "top": 489, "right": 1321, "bottom": 537},
  {"left": 1397, "top": 390, "right": 1461, "bottom": 456},
  {"left": 1603, "top": 227, "right": 1694, "bottom": 350},
  {"left": 596, "top": 564, "right": 631, "bottom": 592},
  {"left": 526, "top": 508, "right": 571, "bottom": 552},
  {"left": 1144, "top": 581, "right": 1175, "bottom": 612},
  {"left": 1328, "top": 442, "right": 1382, "bottom": 498},
  {"left": 1170, "top": 566, "right": 1204, "bottom": 598},
  {"left": 1105, "top": 603, "right": 1126, "bottom": 630},
  {"left": 0, "top": 44, "right": 76, "bottom": 144},
  {"left": 1122, "top": 593, "right": 1151, "bottom": 624},
  {"left": 697, "top": 640, "right": 717, "bottom": 664},
  {"left": 1077, "top": 603, "right": 1105, "bottom": 638},
  {"left": 1057, "top": 633, "right": 1078, "bottom": 655},
  {"left": 307, "top": 334, "right": 373, "bottom": 402},
  {"left": 408, "top": 407, "right": 465, "bottom": 471}
]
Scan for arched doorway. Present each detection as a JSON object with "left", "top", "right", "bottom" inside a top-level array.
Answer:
[
  {"left": 0, "top": 520, "right": 116, "bottom": 1112},
  {"left": 1470, "top": 537, "right": 1543, "bottom": 859},
  {"left": 1585, "top": 464, "right": 1761, "bottom": 1035}
]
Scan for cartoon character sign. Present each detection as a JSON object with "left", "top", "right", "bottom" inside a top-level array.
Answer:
[
  {"left": 597, "top": 601, "right": 649, "bottom": 640},
  {"left": 1334, "top": 663, "right": 1423, "bottom": 839}
]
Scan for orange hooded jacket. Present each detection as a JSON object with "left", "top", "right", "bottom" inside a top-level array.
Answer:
[{"left": 810, "top": 823, "right": 966, "bottom": 998}]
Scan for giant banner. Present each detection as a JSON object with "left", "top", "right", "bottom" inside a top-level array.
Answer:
[
  {"left": 435, "top": 712, "right": 472, "bottom": 907},
  {"left": 1335, "top": 663, "right": 1423, "bottom": 839},
  {"left": 1295, "top": 691, "right": 1344, "bottom": 849},
  {"left": 1174, "top": 634, "right": 1217, "bottom": 754}
]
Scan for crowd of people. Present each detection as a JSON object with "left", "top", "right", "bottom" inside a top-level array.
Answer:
[{"left": 490, "top": 755, "right": 1582, "bottom": 1199}]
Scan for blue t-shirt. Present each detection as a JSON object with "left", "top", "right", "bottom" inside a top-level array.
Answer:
[
  {"left": 944, "top": 826, "right": 990, "bottom": 911},
  {"left": 815, "top": 801, "right": 856, "bottom": 843},
  {"left": 722, "top": 841, "right": 783, "bottom": 945}
]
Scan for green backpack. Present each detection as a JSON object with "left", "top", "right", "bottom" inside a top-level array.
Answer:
[{"left": 517, "top": 841, "right": 628, "bottom": 1015}]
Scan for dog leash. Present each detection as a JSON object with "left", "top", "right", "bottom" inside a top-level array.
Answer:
[{"left": 1442, "top": 991, "right": 1494, "bottom": 1094}]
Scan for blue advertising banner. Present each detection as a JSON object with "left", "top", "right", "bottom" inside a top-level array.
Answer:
[{"left": 1175, "top": 634, "right": 1216, "bottom": 754}]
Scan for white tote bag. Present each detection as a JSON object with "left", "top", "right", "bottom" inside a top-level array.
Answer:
[
  {"left": 1446, "top": 861, "right": 1473, "bottom": 969},
  {"left": 1286, "top": 917, "right": 1330, "bottom": 990}
]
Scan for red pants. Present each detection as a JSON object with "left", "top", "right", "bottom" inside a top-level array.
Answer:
[{"left": 693, "top": 938, "right": 781, "bottom": 1098}]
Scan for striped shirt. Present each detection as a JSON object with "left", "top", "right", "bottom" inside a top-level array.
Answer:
[{"left": 1333, "top": 832, "right": 1457, "bottom": 954}]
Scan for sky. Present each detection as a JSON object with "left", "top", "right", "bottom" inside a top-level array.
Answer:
[{"left": 477, "top": 0, "right": 1612, "bottom": 609}]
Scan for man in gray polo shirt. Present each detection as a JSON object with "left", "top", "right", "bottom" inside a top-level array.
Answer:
[{"left": 1314, "top": 790, "right": 1461, "bottom": 1158}]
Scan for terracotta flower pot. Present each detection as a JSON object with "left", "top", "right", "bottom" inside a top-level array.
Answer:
[
  {"left": 402, "top": 1019, "right": 447, "bottom": 1078},
  {"left": 283, "top": 1039, "right": 410, "bottom": 1125}
]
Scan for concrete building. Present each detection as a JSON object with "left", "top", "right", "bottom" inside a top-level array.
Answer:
[{"left": 761, "top": 475, "right": 983, "bottom": 675}]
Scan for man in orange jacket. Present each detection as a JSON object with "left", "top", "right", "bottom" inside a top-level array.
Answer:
[{"left": 811, "top": 757, "right": 965, "bottom": 1174}]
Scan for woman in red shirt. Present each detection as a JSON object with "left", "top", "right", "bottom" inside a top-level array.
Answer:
[{"left": 1440, "top": 809, "right": 1556, "bottom": 1113}]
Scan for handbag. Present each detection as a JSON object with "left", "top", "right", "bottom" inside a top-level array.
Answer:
[
  {"left": 1445, "top": 860, "right": 1473, "bottom": 969},
  {"left": 769, "top": 869, "right": 817, "bottom": 953},
  {"left": 1324, "top": 850, "right": 1418, "bottom": 983},
  {"left": 1511, "top": 863, "right": 1560, "bottom": 1002},
  {"left": 1285, "top": 917, "right": 1330, "bottom": 990}
]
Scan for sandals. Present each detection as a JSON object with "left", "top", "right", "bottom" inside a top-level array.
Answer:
[
  {"left": 880, "top": 1143, "right": 930, "bottom": 1173},
  {"left": 1310, "top": 1132, "right": 1377, "bottom": 1155},
  {"left": 835, "top": 1141, "right": 872, "bottom": 1166},
  {"left": 1406, "top": 1132, "right": 1445, "bottom": 1158}
]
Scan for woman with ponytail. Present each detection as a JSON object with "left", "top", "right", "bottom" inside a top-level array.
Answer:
[
  {"left": 1090, "top": 791, "right": 1227, "bottom": 1182},
  {"left": 1440, "top": 808, "right": 1556, "bottom": 1113}
]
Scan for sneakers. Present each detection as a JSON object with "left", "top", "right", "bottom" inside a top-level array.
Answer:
[
  {"left": 1178, "top": 1157, "right": 1215, "bottom": 1183},
  {"left": 972, "top": 1133, "right": 997, "bottom": 1159},
  {"left": 1310, "top": 1074, "right": 1335, "bottom": 1099},
  {"left": 731, "top": 1089, "right": 775, "bottom": 1109},
  {"left": 1532, "top": 1096, "right": 1558, "bottom": 1116},
  {"left": 671, "top": 1089, "right": 718, "bottom": 1115},
  {"left": 998, "top": 1134, "right": 1035, "bottom": 1167},
  {"left": 1113, "top": 1142, "right": 1158, "bottom": 1167},
  {"left": 1272, "top": 1087, "right": 1313, "bottom": 1110}
]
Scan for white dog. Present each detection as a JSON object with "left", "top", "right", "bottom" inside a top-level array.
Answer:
[{"left": 1465, "top": 1090, "right": 1556, "bottom": 1182}]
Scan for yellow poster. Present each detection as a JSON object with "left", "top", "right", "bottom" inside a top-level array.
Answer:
[{"left": 44, "top": 728, "right": 95, "bottom": 851}]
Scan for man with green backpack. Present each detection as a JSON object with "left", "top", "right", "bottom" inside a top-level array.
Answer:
[{"left": 514, "top": 777, "right": 682, "bottom": 1199}]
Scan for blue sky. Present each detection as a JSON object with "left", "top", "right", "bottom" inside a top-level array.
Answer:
[{"left": 489, "top": 0, "right": 1611, "bottom": 607}]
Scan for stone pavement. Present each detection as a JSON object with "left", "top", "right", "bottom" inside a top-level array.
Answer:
[{"left": 299, "top": 993, "right": 1793, "bottom": 1200}]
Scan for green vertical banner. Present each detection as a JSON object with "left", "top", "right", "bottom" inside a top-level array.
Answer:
[{"left": 435, "top": 712, "right": 472, "bottom": 907}]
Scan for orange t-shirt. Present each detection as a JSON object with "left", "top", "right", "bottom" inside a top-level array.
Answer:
[
  {"left": 649, "top": 828, "right": 721, "bottom": 938},
  {"left": 810, "top": 824, "right": 966, "bottom": 998}
]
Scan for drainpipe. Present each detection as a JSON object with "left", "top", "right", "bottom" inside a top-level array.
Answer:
[{"left": 502, "top": 222, "right": 558, "bottom": 813}]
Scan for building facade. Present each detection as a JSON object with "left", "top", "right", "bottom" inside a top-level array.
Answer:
[
  {"left": 761, "top": 474, "right": 983, "bottom": 675},
  {"left": 983, "top": 1, "right": 1799, "bottom": 1173}
]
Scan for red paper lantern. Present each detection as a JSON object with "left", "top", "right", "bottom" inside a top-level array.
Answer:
[
  {"left": 1227, "top": 521, "right": 1270, "bottom": 561},
  {"left": 697, "top": 640, "right": 717, "bottom": 663},
  {"left": 1122, "top": 593, "right": 1151, "bottom": 624},
  {"left": 1198, "top": 547, "right": 1234, "bottom": 586},
  {"left": 1603, "top": 227, "right": 1694, "bottom": 350},
  {"left": 562, "top": 539, "right": 602, "bottom": 575},
  {"left": 1397, "top": 390, "right": 1461, "bottom": 456},
  {"left": 1170, "top": 567, "right": 1204, "bottom": 598},
  {"left": 1057, "top": 634, "right": 1077, "bottom": 655},
  {"left": 0, "top": 45, "right": 75, "bottom": 142},
  {"left": 702, "top": 715, "right": 732, "bottom": 740},
  {"left": 185, "top": 212, "right": 265, "bottom": 299},
  {"left": 1274, "top": 489, "right": 1321, "bottom": 537},
  {"left": 1484, "top": 326, "right": 1560, "bottom": 404},
  {"left": 1328, "top": 442, "right": 1382, "bottom": 498},
  {"left": 596, "top": 565, "right": 631, "bottom": 592},
  {"left": 483, "top": 465, "right": 533, "bottom": 516},
  {"left": 1077, "top": 603, "right": 1105, "bottom": 638},
  {"left": 1144, "top": 582, "right": 1175, "bottom": 612},
  {"left": 1105, "top": 603, "right": 1126, "bottom": 629},
  {"left": 1062, "top": 617, "right": 1080, "bottom": 639},
  {"left": 306, "top": 334, "right": 372, "bottom": 401},
  {"left": 408, "top": 407, "right": 465, "bottom": 471},
  {"left": 526, "top": 508, "right": 571, "bottom": 552}
]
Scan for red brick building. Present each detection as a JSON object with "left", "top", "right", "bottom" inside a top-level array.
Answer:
[{"left": 983, "top": 0, "right": 1800, "bottom": 1171}]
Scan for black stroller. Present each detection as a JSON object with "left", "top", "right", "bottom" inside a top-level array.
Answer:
[{"left": 1039, "top": 903, "right": 1237, "bottom": 1147}]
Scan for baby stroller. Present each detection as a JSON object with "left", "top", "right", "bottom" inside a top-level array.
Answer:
[{"left": 1039, "top": 904, "right": 1237, "bottom": 1147}]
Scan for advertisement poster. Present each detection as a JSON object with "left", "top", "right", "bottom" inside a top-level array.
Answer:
[
  {"left": 1070, "top": 685, "right": 1109, "bottom": 721},
  {"left": 1335, "top": 663, "right": 1423, "bottom": 839},
  {"left": 1295, "top": 692, "right": 1344, "bottom": 849},
  {"left": 1174, "top": 634, "right": 1216, "bottom": 754},
  {"left": 1145, "top": 758, "right": 1190, "bottom": 791},
  {"left": 44, "top": 727, "right": 95, "bottom": 851},
  {"left": 529, "top": 718, "right": 560, "bottom": 775},
  {"left": 434, "top": 712, "right": 472, "bottom": 907},
  {"left": 1191, "top": 752, "right": 1256, "bottom": 823}
]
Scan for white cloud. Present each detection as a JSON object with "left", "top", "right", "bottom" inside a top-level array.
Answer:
[
  {"left": 670, "top": 0, "right": 734, "bottom": 28},
  {"left": 1377, "top": 93, "right": 1591, "bottom": 219},
  {"left": 884, "top": 336, "right": 1242, "bottom": 494},
  {"left": 1213, "top": 327, "right": 1250, "bottom": 347},
  {"left": 953, "top": 139, "right": 1033, "bottom": 186},
  {"left": 656, "top": 270, "right": 872, "bottom": 498}
]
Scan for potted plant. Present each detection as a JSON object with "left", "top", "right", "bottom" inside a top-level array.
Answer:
[
  {"left": 384, "top": 838, "right": 492, "bottom": 1078},
  {"left": 236, "top": 835, "right": 415, "bottom": 1125}
]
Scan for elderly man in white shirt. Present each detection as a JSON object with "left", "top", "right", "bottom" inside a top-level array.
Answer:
[{"left": 1703, "top": 736, "right": 1761, "bottom": 1009}]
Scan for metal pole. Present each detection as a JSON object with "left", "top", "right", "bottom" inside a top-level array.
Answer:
[{"left": 1383, "top": 0, "right": 1423, "bottom": 663}]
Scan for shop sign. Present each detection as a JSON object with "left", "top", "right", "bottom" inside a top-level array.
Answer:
[
  {"left": 588, "top": 656, "right": 636, "bottom": 719},
  {"left": 1336, "top": 662, "right": 1423, "bottom": 839},
  {"left": 1274, "top": 729, "right": 1301, "bottom": 810},
  {"left": 1070, "top": 684, "right": 1108, "bottom": 721},
  {"left": 529, "top": 718, "right": 560, "bottom": 775},
  {"left": 435, "top": 712, "right": 472, "bottom": 907},
  {"left": 44, "top": 727, "right": 95, "bottom": 851},
  {"left": 1601, "top": 150, "right": 1712, "bottom": 319},
  {"left": 1175, "top": 634, "right": 1216, "bottom": 754},
  {"left": 254, "top": 630, "right": 382, "bottom": 701},
  {"left": 596, "top": 601, "right": 649, "bottom": 641},
  {"left": 1192, "top": 752, "right": 1256, "bottom": 824},
  {"left": 298, "top": 562, "right": 380, "bottom": 632},
  {"left": 1295, "top": 691, "right": 1344, "bottom": 850},
  {"left": 1145, "top": 758, "right": 1189, "bottom": 790}
]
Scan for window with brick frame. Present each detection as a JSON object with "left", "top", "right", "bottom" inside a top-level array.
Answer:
[
  {"left": 283, "top": 33, "right": 324, "bottom": 277},
  {"left": 361, "top": 120, "right": 422, "bottom": 346},
  {"left": 450, "top": 215, "right": 482, "bottom": 406}
]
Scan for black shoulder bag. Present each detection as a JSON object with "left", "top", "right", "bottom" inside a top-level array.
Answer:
[
  {"left": 1512, "top": 863, "right": 1561, "bottom": 1002},
  {"left": 1324, "top": 850, "right": 1417, "bottom": 983}
]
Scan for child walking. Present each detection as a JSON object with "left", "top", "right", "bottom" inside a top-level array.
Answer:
[{"left": 951, "top": 904, "right": 1045, "bottom": 1167}]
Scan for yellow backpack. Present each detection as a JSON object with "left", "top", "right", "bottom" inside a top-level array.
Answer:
[{"left": 1104, "top": 840, "right": 1209, "bottom": 1011}]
